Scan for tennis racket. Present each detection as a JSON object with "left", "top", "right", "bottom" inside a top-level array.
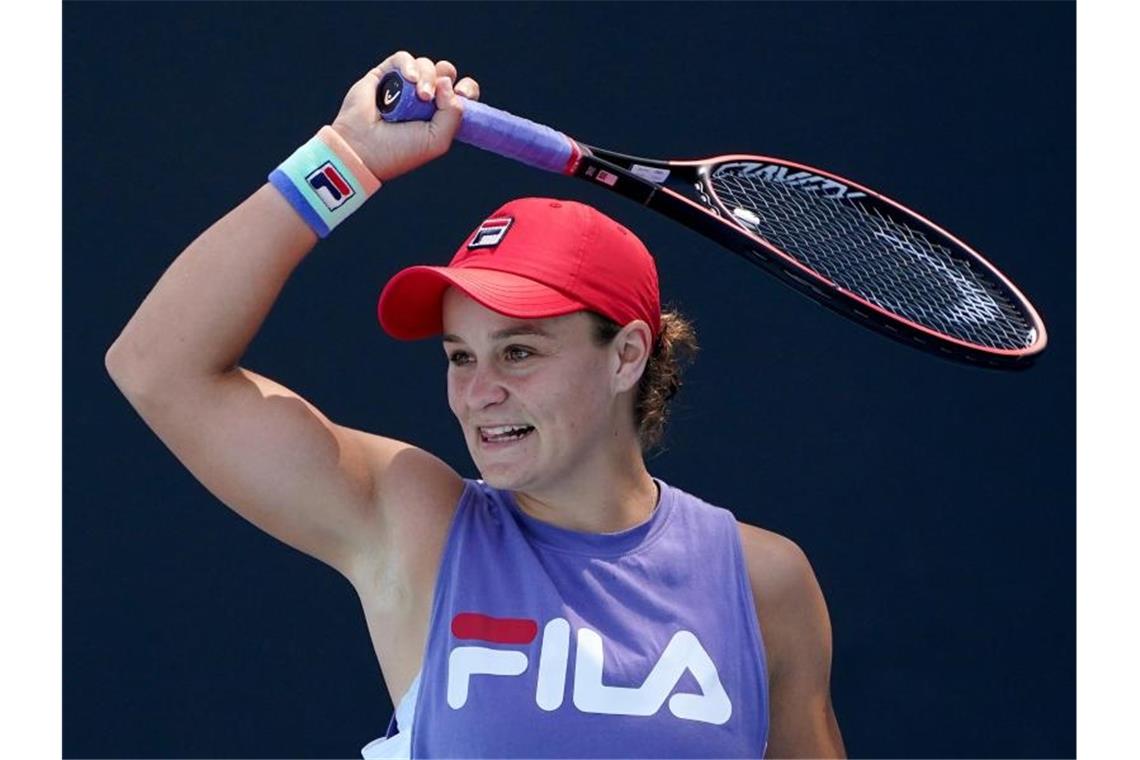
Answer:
[{"left": 377, "top": 71, "right": 1047, "bottom": 370}]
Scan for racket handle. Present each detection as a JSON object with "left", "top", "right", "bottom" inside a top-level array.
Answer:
[{"left": 376, "top": 71, "right": 579, "bottom": 174}]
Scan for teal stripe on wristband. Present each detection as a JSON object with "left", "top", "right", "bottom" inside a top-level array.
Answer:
[{"left": 269, "top": 129, "right": 379, "bottom": 238}]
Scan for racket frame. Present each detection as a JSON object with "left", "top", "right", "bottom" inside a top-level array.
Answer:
[{"left": 570, "top": 145, "right": 1047, "bottom": 370}]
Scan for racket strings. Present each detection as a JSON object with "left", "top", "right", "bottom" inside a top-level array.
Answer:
[{"left": 708, "top": 166, "right": 1036, "bottom": 350}]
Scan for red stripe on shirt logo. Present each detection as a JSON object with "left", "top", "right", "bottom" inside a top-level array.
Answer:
[{"left": 451, "top": 612, "right": 538, "bottom": 644}]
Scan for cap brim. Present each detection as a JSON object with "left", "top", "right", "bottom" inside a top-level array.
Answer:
[{"left": 377, "top": 266, "right": 589, "bottom": 340}]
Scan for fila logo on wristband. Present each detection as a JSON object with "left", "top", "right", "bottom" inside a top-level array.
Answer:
[
  {"left": 446, "top": 613, "right": 731, "bottom": 724},
  {"left": 468, "top": 216, "right": 514, "bottom": 249},
  {"left": 307, "top": 162, "right": 356, "bottom": 210},
  {"left": 269, "top": 126, "right": 380, "bottom": 238}
]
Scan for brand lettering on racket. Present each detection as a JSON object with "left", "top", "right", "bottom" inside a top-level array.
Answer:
[
  {"left": 717, "top": 162, "right": 867, "bottom": 200},
  {"left": 447, "top": 614, "right": 731, "bottom": 724},
  {"left": 306, "top": 162, "right": 355, "bottom": 210},
  {"left": 468, "top": 216, "right": 514, "bottom": 249}
]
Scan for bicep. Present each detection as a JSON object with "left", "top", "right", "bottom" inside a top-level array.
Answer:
[{"left": 125, "top": 366, "right": 439, "bottom": 577}]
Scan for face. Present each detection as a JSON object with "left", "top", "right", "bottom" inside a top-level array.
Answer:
[{"left": 441, "top": 288, "right": 636, "bottom": 492}]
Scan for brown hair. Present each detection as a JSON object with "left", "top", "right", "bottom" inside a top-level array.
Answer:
[{"left": 588, "top": 309, "right": 699, "bottom": 452}]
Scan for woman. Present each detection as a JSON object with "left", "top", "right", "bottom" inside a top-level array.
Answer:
[{"left": 106, "top": 51, "right": 845, "bottom": 758}]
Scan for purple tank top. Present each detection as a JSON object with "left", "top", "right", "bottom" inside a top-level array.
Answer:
[{"left": 407, "top": 476, "right": 769, "bottom": 758}]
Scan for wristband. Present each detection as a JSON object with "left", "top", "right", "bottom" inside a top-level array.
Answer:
[{"left": 268, "top": 126, "right": 381, "bottom": 238}]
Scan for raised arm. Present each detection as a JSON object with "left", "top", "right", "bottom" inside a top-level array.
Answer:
[{"left": 105, "top": 52, "right": 478, "bottom": 586}]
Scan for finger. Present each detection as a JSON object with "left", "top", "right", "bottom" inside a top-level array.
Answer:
[
  {"left": 435, "top": 76, "right": 458, "bottom": 111},
  {"left": 455, "top": 76, "right": 480, "bottom": 102},
  {"left": 413, "top": 56, "right": 438, "bottom": 100},
  {"left": 434, "top": 59, "right": 459, "bottom": 82},
  {"left": 430, "top": 76, "right": 463, "bottom": 144},
  {"left": 369, "top": 50, "right": 416, "bottom": 80}
]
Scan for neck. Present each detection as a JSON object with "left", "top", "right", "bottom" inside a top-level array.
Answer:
[{"left": 513, "top": 443, "right": 659, "bottom": 534}]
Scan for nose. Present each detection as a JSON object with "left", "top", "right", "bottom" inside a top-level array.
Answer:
[{"left": 464, "top": 361, "right": 508, "bottom": 410}]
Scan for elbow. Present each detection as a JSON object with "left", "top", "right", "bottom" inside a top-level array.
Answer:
[
  {"left": 105, "top": 337, "right": 159, "bottom": 402},
  {"left": 106, "top": 336, "right": 228, "bottom": 409},
  {"left": 105, "top": 338, "right": 139, "bottom": 397},
  {"left": 104, "top": 338, "right": 126, "bottom": 380}
]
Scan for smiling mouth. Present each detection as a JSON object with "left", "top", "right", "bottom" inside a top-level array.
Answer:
[{"left": 478, "top": 425, "right": 536, "bottom": 444}]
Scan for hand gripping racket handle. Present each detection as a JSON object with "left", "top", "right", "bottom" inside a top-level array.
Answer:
[{"left": 376, "top": 71, "right": 580, "bottom": 174}]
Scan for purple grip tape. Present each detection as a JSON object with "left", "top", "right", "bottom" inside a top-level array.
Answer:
[{"left": 377, "top": 71, "right": 576, "bottom": 174}]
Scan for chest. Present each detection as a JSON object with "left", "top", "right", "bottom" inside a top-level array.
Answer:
[
  {"left": 413, "top": 618, "right": 765, "bottom": 757},
  {"left": 409, "top": 546, "right": 769, "bottom": 756}
]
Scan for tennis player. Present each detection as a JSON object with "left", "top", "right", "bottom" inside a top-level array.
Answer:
[{"left": 106, "top": 51, "right": 845, "bottom": 758}]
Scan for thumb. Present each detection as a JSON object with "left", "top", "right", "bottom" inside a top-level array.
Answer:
[{"left": 429, "top": 76, "right": 464, "bottom": 143}]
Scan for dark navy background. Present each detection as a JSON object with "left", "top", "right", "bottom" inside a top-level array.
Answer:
[{"left": 64, "top": 3, "right": 1074, "bottom": 758}]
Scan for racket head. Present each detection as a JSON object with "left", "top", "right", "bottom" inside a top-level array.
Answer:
[{"left": 584, "top": 148, "right": 1047, "bottom": 369}]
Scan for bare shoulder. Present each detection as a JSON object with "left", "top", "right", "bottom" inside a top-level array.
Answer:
[
  {"left": 736, "top": 521, "right": 818, "bottom": 608},
  {"left": 735, "top": 521, "right": 831, "bottom": 681}
]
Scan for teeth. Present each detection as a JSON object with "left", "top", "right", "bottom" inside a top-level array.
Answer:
[
  {"left": 481, "top": 425, "right": 531, "bottom": 436},
  {"left": 480, "top": 424, "right": 534, "bottom": 442}
]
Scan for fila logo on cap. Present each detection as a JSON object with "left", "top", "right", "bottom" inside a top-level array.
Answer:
[
  {"left": 306, "top": 162, "right": 356, "bottom": 211},
  {"left": 468, "top": 216, "right": 514, "bottom": 249}
]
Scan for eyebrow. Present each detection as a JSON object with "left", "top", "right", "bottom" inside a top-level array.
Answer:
[{"left": 441, "top": 325, "right": 555, "bottom": 344}]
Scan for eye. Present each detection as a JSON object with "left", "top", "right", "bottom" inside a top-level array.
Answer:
[
  {"left": 504, "top": 346, "right": 533, "bottom": 362},
  {"left": 448, "top": 350, "right": 472, "bottom": 366}
]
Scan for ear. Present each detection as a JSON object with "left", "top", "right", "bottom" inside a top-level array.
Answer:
[{"left": 610, "top": 320, "right": 653, "bottom": 394}]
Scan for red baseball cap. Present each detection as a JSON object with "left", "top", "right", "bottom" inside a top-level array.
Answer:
[{"left": 377, "top": 197, "right": 662, "bottom": 340}]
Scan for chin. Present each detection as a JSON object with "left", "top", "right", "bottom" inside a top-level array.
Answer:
[{"left": 468, "top": 439, "right": 539, "bottom": 492}]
